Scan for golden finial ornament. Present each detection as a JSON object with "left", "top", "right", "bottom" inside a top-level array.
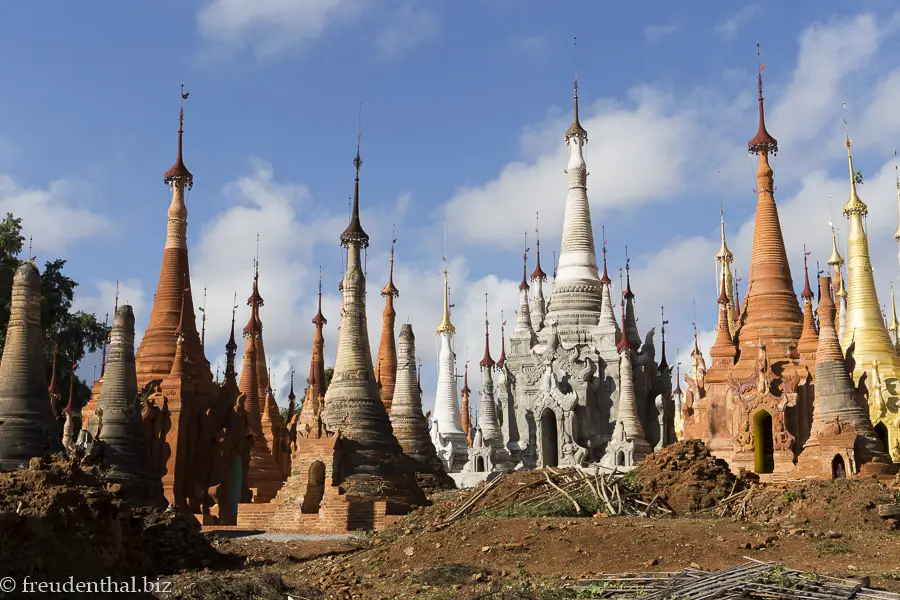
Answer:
[{"left": 436, "top": 220, "right": 455, "bottom": 334}]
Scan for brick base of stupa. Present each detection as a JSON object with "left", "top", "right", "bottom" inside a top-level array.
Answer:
[
  {"left": 233, "top": 436, "right": 411, "bottom": 533},
  {"left": 796, "top": 426, "right": 898, "bottom": 480}
]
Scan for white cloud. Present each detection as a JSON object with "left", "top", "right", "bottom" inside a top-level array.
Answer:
[
  {"left": 196, "top": 0, "right": 366, "bottom": 59},
  {"left": 644, "top": 22, "right": 678, "bottom": 43},
  {"left": 714, "top": 5, "right": 761, "bottom": 40},
  {"left": 74, "top": 278, "right": 147, "bottom": 339},
  {"left": 374, "top": 1, "right": 439, "bottom": 59},
  {"left": 0, "top": 175, "right": 111, "bottom": 256}
]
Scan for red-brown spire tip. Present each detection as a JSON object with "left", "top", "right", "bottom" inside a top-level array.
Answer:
[
  {"left": 497, "top": 314, "right": 507, "bottom": 368},
  {"left": 674, "top": 364, "right": 682, "bottom": 394},
  {"left": 462, "top": 362, "right": 471, "bottom": 394},
  {"left": 226, "top": 291, "right": 238, "bottom": 353},
  {"left": 600, "top": 230, "right": 611, "bottom": 284},
  {"left": 616, "top": 301, "right": 631, "bottom": 353},
  {"left": 747, "top": 43, "right": 778, "bottom": 155},
  {"left": 312, "top": 267, "right": 327, "bottom": 326},
  {"left": 623, "top": 246, "right": 634, "bottom": 299},
  {"left": 519, "top": 232, "right": 530, "bottom": 290},
  {"left": 530, "top": 212, "right": 547, "bottom": 281},
  {"left": 163, "top": 83, "right": 194, "bottom": 189},
  {"left": 801, "top": 245, "right": 813, "bottom": 300},
  {"left": 565, "top": 36, "right": 588, "bottom": 143},
  {"left": 288, "top": 368, "right": 296, "bottom": 402},
  {"left": 243, "top": 259, "right": 263, "bottom": 336},
  {"left": 480, "top": 293, "right": 495, "bottom": 369},
  {"left": 381, "top": 228, "right": 400, "bottom": 297},
  {"left": 658, "top": 306, "right": 669, "bottom": 371}
]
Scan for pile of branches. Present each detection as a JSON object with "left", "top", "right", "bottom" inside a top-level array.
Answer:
[
  {"left": 698, "top": 483, "right": 757, "bottom": 519},
  {"left": 573, "top": 559, "right": 896, "bottom": 600},
  {"left": 439, "top": 468, "right": 673, "bottom": 526}
]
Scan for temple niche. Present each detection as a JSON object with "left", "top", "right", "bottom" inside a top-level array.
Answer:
[{"left": 502, "top": 69, "right": 674, "bottom": 471}]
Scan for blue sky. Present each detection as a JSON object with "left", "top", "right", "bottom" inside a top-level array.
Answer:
[{"left": 3, "top": 1, "right": 900, "bottom": 410}]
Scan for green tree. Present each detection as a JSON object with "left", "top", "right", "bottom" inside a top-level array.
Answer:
[
  {"left": 0, "top": 213, "right": 109, "bottom": 411},
  {"left": 853, "top": 170, "right": 864, "bottom": 185}
]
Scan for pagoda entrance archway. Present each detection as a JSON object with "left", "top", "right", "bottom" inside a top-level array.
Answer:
[
  {"left": 540, "top": 409, "right": 559, "bottom": 468},
  {"left": 831, "top": 454, "right": 846, "bottom": 479},
  {"left": 753, "top": 410, "right": 774, "bottom": 474},
  {"left": 301, "top": 461, "right": 326, "bottom": 514},
  {"left": 875, "top": 422, "right": 889, "bottom": 452}
]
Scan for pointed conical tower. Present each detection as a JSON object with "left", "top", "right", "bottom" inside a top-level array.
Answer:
[
  {"left": 894, "top": 159, "right": 900, "bottom": 269},
  {"left": 686, "top": 50, "right": 814, "bottom": 474},
  {"left": 97, "top": 305, "right": 164, "bottom": 505},
  {"left": 432, "top": 244, "right": 468, "bottom": 471},
  {"left": 246, "top": 258, "right": 282, "bottom": 449},
  {"left": 460, "top": 363, "right": 473, "bottom": 446},
  {"left": 715, "top": 198, "right": 736, "bottom": 336},
  {"left": 239, "top": 269, "right": 284, "bottom": 502},
  {"left": 889, "top": 284, "right": 900, "bottom": 353},
  {"left": 389, "top": 324, "right": 454, "bottom": 491},
  {"left": 736, "top": 51, "right": 803, "bottom": 360},
  {"left": 477, "top": 294, "right": 504, "bottom": 453},
  {"left": 513, "top": 240, "right": 535, "bottom": 340},
  {"left": 839, "top": 133, "right": 900, "bottom": 378},
  {"left": 597, "top": 237, "right": 620, "bottom": 338},
  {"left": 222, "top": 298, "right": 241, "bottom": 405},
  {"left": 530, "top": 213, "right": 548, "bottom": 331},
  {"left": 622, "top": 249, "right": 641, "bottom": 350},
  {"left": 796, "top": 276, "right": 894, "bottom": 478},
  {"left": 375, "top": 234, "right": 399, "bottom": 413},
  {"left": 827, "top": 224, "right": 848, "bottom": 337},
  {"left": 606, "top": 307, "right": 651, "bottom": 464},
  {"left": 0, "top": 262, "right": 61, "bottom": 469},
  {"left": 299, "top": 272, "right": 328, "bottom": 437},
  {"left": 797, "top": 247, "right": 819, "bottom": 362},
  {"left": 322, "top": 135, "right": 424, "bottom": 505},
  {"left": 710, "top": 271, "right": 738, "bottom": 369},
  {"left": 547, "top": 44, "right": 603, "bottom": 331}
]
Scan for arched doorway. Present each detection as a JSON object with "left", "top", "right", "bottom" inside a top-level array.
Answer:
[
  {"left": 540, "top": 409, "right": 558, "bottom": 468},
  {"left": 475, "top": 456, "right": 485, "bottom": 472},
  {"left": 616, "top": 451, "right": 626, "bottom": 467},
  {"left": 875, "top": 422, "right": 889, "bottom": 452},
  {"left": 301, "top": 461, "right": 326, "bottom": 513},
  {"left": 228, "top": 457, "right": 242, "bottom": 518},
  {"left": 831, "top": 454, "right": 846, "bottom": 479},
  {"left": 753, "top": 411, "right": 775, "bottom": 474}
]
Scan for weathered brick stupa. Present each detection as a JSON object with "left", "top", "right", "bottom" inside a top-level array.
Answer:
[
  {"left": 0, "top": 261, "right": 62, "bottom": 470},
  {"left": 837, "top": 133, "right": 900, "bottom": 460},
  {"left": 238, "top": 265, "right": 285, "bottom": 503},
  {"left": 795, "top": 276, "right": 895, "bottom": 478},
  {"left": 132, "top": 93, "right": 249, "bottom": 519},
  {"left": 389, "top": 324, "right": 454, "bottom": 492},
  {"left": 321, "top": 137, "right": 424, "bottom": 508},
  {"left": 96, "top": 305, "right": 164, "bottom": 505},
  {"left": 683, "top": 51, "right": 815, "bottom": 476},
  {"left": 297, "top": 274, "right": 327, "bottom": 438},
  {"left": 374, "top": 235, "right": 399, "bottom": 414}
]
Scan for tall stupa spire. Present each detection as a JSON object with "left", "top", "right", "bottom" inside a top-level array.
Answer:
[
  {"left": 715, "top": 177, "right": 736, "bottom": 335},
  {"left": 530, "top": 212, "right": 547, "bottom": 331},
  {"left": 797, "top": 245, "right": 819, "bottom": 361},
  {"left": 515, "top": 234, "right": 534, "bottom": 335},
  {"left": 477, "top": 293, "right": 504, "bottom": 453},
  {"left": 839, "top": 116, "right": 900, "bottom": 377},
  {"left": 827, "top": 222, "right": 847, "bottom": 337},
  {"left": 322, "top": 118, "right": 424, "bottom": 504},
  {"left": 737, "top": 45, "right": 803, "bottom": 361},
  {"left": 432, "top": 221, "right": 467, "bottom": 470},
  {"left": 551, "top": 36, "right": 602, "bottom": 325},
  {"left": 375, "top": 225, "right": 399, "bottom": 413},
  {"left": 889, "top": 282, "right": 900, "bottom": 352}
]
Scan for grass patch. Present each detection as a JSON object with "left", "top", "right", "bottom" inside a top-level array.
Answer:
[
  {"left": 780, "top": 488, "right": 806, "bottom": 503},
  {"left": 407, "top": 563, "right": 483, "bottom": 587},
  {"left": 756, "top": 565, "right": 820, "bottom": 589},
  {"left": 816, "top": 539, "right": 851, "bottom": 556}
]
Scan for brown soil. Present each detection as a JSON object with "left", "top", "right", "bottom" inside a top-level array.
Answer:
[
  {"left": 0, "top": 454, "right": 236, "bottom": 586},
  {"left": 158, "top": 443, "right": 900, "bottom": 599}
]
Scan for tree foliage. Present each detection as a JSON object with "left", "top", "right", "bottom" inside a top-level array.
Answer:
[{"left": 0, "top": 213, "right": 109, "bottom": 410}]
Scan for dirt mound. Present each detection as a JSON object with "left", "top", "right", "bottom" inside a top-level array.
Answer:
[
  {"left": 738, "top": 478, "right": 899, "bottom": 530},
  {"left": 634, "top": 440, "right": 746, "bottom": 514},
  {"left": 0, "top": 454, "right": 228, "bottom": 581}
]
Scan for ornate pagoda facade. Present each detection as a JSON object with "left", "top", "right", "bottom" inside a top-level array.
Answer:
[{"left": 503, "top": 68, "right": 672, "bottom": 469}]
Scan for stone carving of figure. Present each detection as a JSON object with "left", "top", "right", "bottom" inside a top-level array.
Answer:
[
  {"left": 755, "top": 342, "right": 769, "bottom": 397},
  {"left": 870, "top": 359, "right": 886, "bottom": 419},
  {"left": 559, "top": 432, "right": 586, "bottom": 466}
]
